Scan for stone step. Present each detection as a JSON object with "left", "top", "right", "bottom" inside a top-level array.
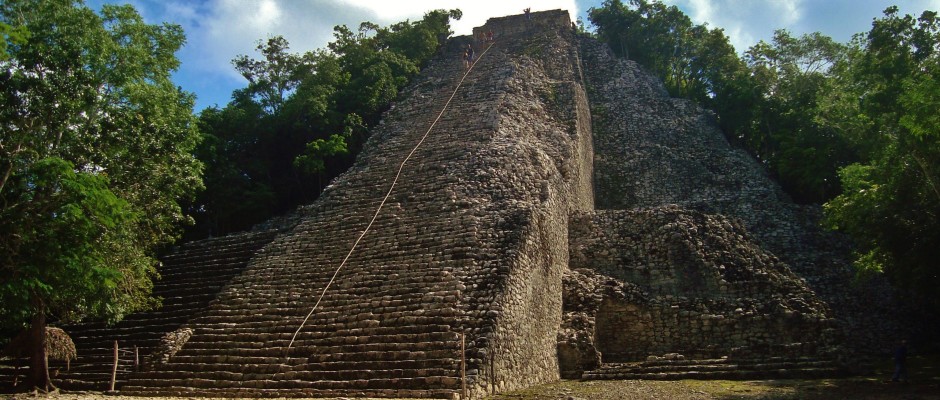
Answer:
[
  {"left": 593, "top": 360, "right": 833, "bottom": 374},
  {"left": 192, "top": 304, "right": 459, "bottom": 322},
  {"left": 160, "top": 249, "right": 264, "bottom": 267},
  {"left": 120, "top": 385, "right": 460, "bottom": 399},
  {"left": 138, "top": 366, "right": 458, "bottom": 381},
  {"left": 157, "top": 254, "right": 269, "bottom": 274},
  {"left": 186, "top": 324, "right": 458, "bottom": 345},
  {"left": 162, "top": 246, "right": 260, "bottom": 260},
  {"left": 124, "top": 375, "right": 460, "bottom": 390},
  {"left": 70, "top": 321, "right": 190, "bottom": 341},
  {"left": 165, "top": 348, "right": 459, "bottom": 366},
  {"left": 584, "top": 367, "right": 843, "bottom": 380},
  {"left": 183, "top": 331, "right": 458, "bottom": 352},
  {"left": 179, "top": 340, "right": 459, "bottom": 357},
  {"left": 18, "top": 229, "right": 283, "bottom": 393},
  {"left": 156, "top": 265, "right": 252, "bottom": 279},
  {"left": 583, "top": 358, "right": 845, "bottom": 380}
]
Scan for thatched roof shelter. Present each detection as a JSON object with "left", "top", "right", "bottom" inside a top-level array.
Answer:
[{"left": 1, "top": 327, "right": 77, "bottom": 361}]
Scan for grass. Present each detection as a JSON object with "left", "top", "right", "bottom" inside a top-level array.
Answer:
[{"left": 485, "top": 355, "right": 940, "bottom": 399}]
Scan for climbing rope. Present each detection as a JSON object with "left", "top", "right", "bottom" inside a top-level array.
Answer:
[{"left": 286, "top": 41, "right": 496, "bottom": 355}]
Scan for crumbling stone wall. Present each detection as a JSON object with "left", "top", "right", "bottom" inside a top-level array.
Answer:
[
  {"left": 578, "top": 34, "right": 899, "bottom": 360},
  {"left": 472, "top": 11, "right": 572, "bottom": 41},
  {"left": 567, "top": 207, "right": 834, "bottom": 364}
]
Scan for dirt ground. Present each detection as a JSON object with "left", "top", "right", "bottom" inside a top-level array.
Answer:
[
  {"left": 3, "top": 378, "right": 938, "bottom": 400},
  {"left": 485, "top": 377, "right": 940, "bottom": 400},
  {"left": 3, "top": 357, "right": 938, "bottom": 400},
  {"left": 488, "top": 355, "right": 940, "bottom": 400}
]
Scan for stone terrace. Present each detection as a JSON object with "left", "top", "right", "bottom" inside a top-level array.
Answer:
[{"left": 119, "top": 10, "right": 593, "bottom": 399}]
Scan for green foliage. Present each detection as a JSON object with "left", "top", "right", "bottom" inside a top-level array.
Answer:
[
  {"left": 0, "top": 20, "right": 29, "bottom": 60},
  {"left": 233, "top": 36, "right": 303, "bottom": 114},
  {"left": 0, "top": 0, "right": 201, "bottom": 330},
  {"left": 0, "top": 158, "right": 155, "bottom": 325},
  {"left": 823, "top": 7, "right": 940, "bottom": 307},
  {"left": 742, "top": 30, "right": 855, "bottom": 202},
  {"left": 295, "top": 134, "right": 349, "bottom": 175},
  {"left": 589, "top": 0, "right": 742, "bottom": 104},
  {"left": 189, "top": 9, "right": 460, "bottom": 238}
]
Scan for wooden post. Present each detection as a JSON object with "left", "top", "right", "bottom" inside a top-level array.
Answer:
[
  {"left": 134, "top": 346, "right": 139, "bottom": 372},
  {"left": 110, "top": 340, "right": 118, "bottom": 391},
  {"left": 460, "top": 332, "right": 467, "bottom": 400}
]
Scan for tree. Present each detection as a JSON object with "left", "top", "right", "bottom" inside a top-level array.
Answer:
[
  {"left": 588, "top": 0, "right": 747, "bottom": 113},
  {"left": 0, "top": 20, "right": 28, "bottom": 61},
  {"left": 742, "top": 30, "right": 854, "bottom": 203},
  {"left": 189, "top": 9, "right": 460, "bottom": 238},
  {"left": 0, "top": 0, "right": 201, "bottom": 390},
  {"left": 232, "top": 36, "right": 305, "bottom": 115},
  {"left": 824, "top": 7, "right": 940, "bottom": 308}
]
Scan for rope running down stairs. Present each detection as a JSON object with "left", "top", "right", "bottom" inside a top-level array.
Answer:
[{"left": 286, "top": 40, "right": 497, "bottom": 355}]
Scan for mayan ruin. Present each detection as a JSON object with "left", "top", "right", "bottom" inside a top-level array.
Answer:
[{"left": 1, "top": 8, "right": 929, "bottom": 399}]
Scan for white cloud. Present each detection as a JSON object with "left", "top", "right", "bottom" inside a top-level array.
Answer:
[
  {"left": 775, "top": 0, "right": 803, "bottom": 26},
  {"left": 664, "top": 0, "right": 806, "bottom": 52},
  {"left": 176, "top": 0, "right": 579, "bottom": 84},
  {"left": 160, "top": 1, "right": 200, "bottom": 24},
  {"left": 685, "top": 0, "right": 716, "bottom": 23}
]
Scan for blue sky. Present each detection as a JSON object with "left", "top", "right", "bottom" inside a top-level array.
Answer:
[{"left": 85, "top": 0, "right": 940, "bottom": 112}]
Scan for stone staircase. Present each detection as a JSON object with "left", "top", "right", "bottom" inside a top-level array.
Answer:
[
  {"left": 40, "top": 230, "right": 279, "bottom": 391},
  {"left": 584, "top": 357, "right": 845, "bottom": 380},
  {"left": 118, "top": 34, "right": 494, "bottom": 400},
  {"left": 117, "top": 11, "right": 592, "bottom": 398},
  {"left": 5, "top": 11, "right": 591, "bottom": 397}
]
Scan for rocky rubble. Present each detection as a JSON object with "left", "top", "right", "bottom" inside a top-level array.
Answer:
[
  {"left": 146, "top": 328, "right": 193, "bottom": 370},
  {"left": 559, "top": 207, "right": 836, "bottom": 376}
]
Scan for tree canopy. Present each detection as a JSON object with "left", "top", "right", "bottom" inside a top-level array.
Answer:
[
  {"left": 822, "top": 7, "right": 940, "bottom": 307},
  {"left": 0, "top": 0, "right": 201, "bottom": 389},
  {"left": 188, "top": 9, "right": 461, "bottom": 238}
]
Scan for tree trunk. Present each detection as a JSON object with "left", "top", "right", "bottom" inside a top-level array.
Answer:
[{"left": 26, "top": 311, "right": 54, "bottom": 391}]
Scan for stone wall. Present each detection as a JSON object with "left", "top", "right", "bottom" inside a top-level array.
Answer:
[
  {"left": 566, "top": 207, "right": 834, "bottom": 365},
  {"left": 455, "top": 11, "right": 594, "bottom": 396},
  {"left": 472, "top": 10, "right": 572, "bottom": 41},
  {"left": 578, "top": 34, "right": 900, "bottom": 358}
]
